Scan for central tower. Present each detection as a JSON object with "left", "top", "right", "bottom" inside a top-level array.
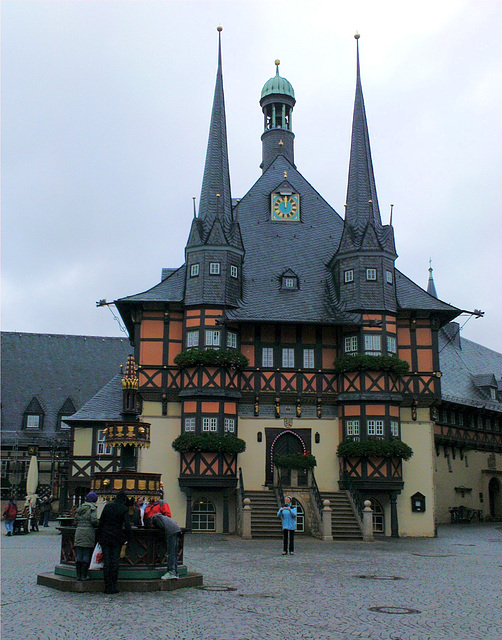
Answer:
[{"left": 260, "top": 60, "right": 296, "bottom": 171}]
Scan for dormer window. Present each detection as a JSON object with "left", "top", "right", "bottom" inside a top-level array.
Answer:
[
  {"left": 190, "top": 264, "right": 200, "bottom": 277},
  {"left": 386, "top": 270, "right": 393, "bottom": 284},
  {"left": 26, "top": 415, "right": 41, "bottom": 429},
  {"left": 23, "top": 397, "right": 44, "bottom": 430},
  {"left": 58, "top": 398, "right": 76, "bottom": 430},
  {"left": 209, "top": 262, "right": 221, "bottom": 275},
  {"left": 490, "top": 388, "right": 497, "bottom": 400},
  {"left": 230, "top": 265, "right": 238, "bottom": 278},
  {"left": 366, "top": 268, "right": 377, "bottom": 281},
  {"left": 283, "top": 277, "right": 298, "bottom": 289},
  {"left": 344, "top": 270, "right": 354, "bottom": 283}
]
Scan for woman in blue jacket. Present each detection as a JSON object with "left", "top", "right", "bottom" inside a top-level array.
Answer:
[{"left": 277, "top": 496, "right": 297, "bottom": 555}]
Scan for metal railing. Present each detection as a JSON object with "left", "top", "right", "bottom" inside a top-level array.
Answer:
[
  {"left": 310, "top": 470, "right": 324, "bottom": 516},
  {"left": 342, "top": 472, "right": 364, "bottom": 527},
  {"left": 238, "top": 466, "right": 245, "bottom": 505},
  {"left": 274, "top": 465, "right": 285, "bottom": 508}
]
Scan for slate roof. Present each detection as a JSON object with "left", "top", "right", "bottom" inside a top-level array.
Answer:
[
  {"left": 439, "top": 324, "right": 502, "bottom": 411},
  {"left": 395, "top": 271, "right": 460, "bottom": 318},
  {"left": 65, "top": 374, "right": 124, "bottom": 424},
  {"left": 1, "top": 332, "right": 132, "bottom": 446}
]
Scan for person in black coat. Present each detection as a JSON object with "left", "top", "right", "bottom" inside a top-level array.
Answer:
[{"left": 97, "top": 491, "right": 131, "bottom": 594}]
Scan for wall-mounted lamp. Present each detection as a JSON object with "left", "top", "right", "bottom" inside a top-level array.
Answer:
[
  {"left": 315, "top": 432, "right": 320, "bottom": 444},
  {"left": 257, "top": 432, "right": 262, "bottom": 443}
]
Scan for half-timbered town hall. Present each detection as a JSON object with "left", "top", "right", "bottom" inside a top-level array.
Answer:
[{"left": 67, "top": 31, "right": 502, "bottom": 537}]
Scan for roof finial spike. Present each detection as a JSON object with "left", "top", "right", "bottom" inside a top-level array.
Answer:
[
  {"left": 275, "top": 59, "right": 280, "bottom": 75},
  {"left": 427, "top": 258, "right": 438, "bottom": 298},
  {"left": 390, "top": 203, "right": 394, "bottom": 226},
  {"left": 193, "top": 197, "right": 197, "bottom": 219}
]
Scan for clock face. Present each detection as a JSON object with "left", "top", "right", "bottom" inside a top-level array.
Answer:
[{"left": 271, "top": 193, "right": 300, "bottom": 221}]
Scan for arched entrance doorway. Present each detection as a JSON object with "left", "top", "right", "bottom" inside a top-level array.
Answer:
[
  {"left": 266, "top": 428, "right": 309, "bottom": 485},
  {"left": 488, "top": 477, "right": 501, "bottom": 518}
]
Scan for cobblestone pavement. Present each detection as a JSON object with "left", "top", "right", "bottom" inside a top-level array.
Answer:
[{"left": 1, "top": 523, "right": 502, "bottom": 640}]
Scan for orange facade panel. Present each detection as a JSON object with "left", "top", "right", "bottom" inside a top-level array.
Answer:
[
  {"left": 140, "top": 341, "right": 163, "bottom": 366},
  {"left": 322, "top": 348, "right": 336, "bottom": 369},
  {"left": 302, "top": 326, "right": 316, "bottom": 344},
  {"left": 398, "top": 348, "right": 412, "bottom": 366},
  {"left": 416, "top": 328, "right": 432, "bottom": 346},
  {"left": 183, "top": 401, "right": 197, "bottom": 413},
  {"left": 390, "top": 405, "right": 400, "bottom": 417},
  {"left": 201, "top": 402, "right": 220, "bottom": 413},
  {"left": 168, "top": 343, "right": 182, "bottom": 366},
  {"left": 224, "top": 402, "right": 236, "bottom": 414},
  {"left": 186, "top": 309, "right": 201, "bottom": 318},
  {"left": 186, "top": 318, "right": 201, "bottom": 328},
  {"left": 140, "top": 319, "right": 164, "bottom": 339},
  {"left": 169, "top": 319, "right": 183, "bottom": 340},
  {"left": 343, "top": 405, "right": 360, "bottom": 416},
  {"left": 366, "top": 405, "right": 386, "bottom": 415},
  {"left": 417, "top": 350, "right": 433, "bottom": 371},
  {"left": 397, "top": 327, "right": 411, "bottom": 346},
  {"left": 241, "top": 345, "right": 255, "bottom": 366}
]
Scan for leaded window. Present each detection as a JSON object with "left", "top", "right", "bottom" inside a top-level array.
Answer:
[
  {"left": 202, "top": 417, "right": 218, "bottom": 432},
  {"left": 224, "top": 418, "right": 235, "bottom": 433},
  {"left": 386, "top": 270, "right": 393, "bottom": 284},
  {"left": 344, "top": 335, "right": 358, "bottom": 355},
  {"left": 97, "top": 429, "right": 113, "bottom": 455},
  {"left": 184, "top": 417, "right": 196, "bottom": 432},
  {"left": 346, "top": 420, "right": 360, "bottom": 439},
  {"left": 344, "top": 270, "right": 354, "bottom": 283},
  {"left": 192, "top": 498, "right": 216, "bottom": 531},
  {"left": 227, "top": 332, "right": 237, "bottom": 349},
  {"left": 282, "top": 348, "right": 295, "bottom": 368},
  {"left": 205, "top": 330, "right": 221, "bottom": 347},
  {"left": 387, "top": 336, "right": 397, "bottom": 354},
  {"left": 190, "top": 263, "right": 200, "bottom": 277},
  {"left": 367, "top": 419, "right": 384, "bottom": 437},
  {"left": 230, "top": 265, "right": 238, "bottom": 278},
  {"left": 262, "top": 347, "right": 274, "bottom": 367},
  {"left": 366, "top": 268, "right": 377, "bottom": 281},
  {"left": 209, "top": 262, "right": 221, "bottom": 275},
  {"left": 390, "top": 420, "right": 399, "bottom": 437},
  {"left": 364, "top": 334, "right": 381, "bottom": 355},
  {"left": 187, "top": 331, "right": 199, "bottom": 348},
  {"left": 26, "top": 415, "right": 40, "bottom": 429},
  {"left": 303, "top": 348, "right": 314, "bottom": 369}
]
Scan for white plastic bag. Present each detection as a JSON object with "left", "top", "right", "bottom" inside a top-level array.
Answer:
[{"left": 89, "top": 543, "right": 104, "bottom": 570}]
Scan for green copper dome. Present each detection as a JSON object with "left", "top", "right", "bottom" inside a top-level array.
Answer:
[{"left": 261, "top": 61, "right": 295, "bottom": 100}]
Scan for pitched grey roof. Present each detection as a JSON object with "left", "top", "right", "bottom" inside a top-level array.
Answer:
[
  {"left": 439, "top": 324, "right": 502, "bottom": 411},
  {"left": 65, "top": 374, "right": 123, "bottom": 423},
  {"left": 198, "top": 30, "right": 233, "bottom": 232},
  {"left": 1, "top": 333, "right": 132, "bottom": 446},
  {"left": 395, "top": 270, "right": 459, "bottom": 318},
  {"left": 119, "top": 265, "right": 186, "bottom": 305}
]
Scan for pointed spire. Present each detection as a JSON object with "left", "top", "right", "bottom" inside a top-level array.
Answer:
[
  {"left": 427, "top": 259, "right": 438, "bottom": 298},
  {"left": 198, "top": 26, "right": 233, "bottom": 231},
  {"left": 345, "top": 34, "right": 382, "bottom": 236}
]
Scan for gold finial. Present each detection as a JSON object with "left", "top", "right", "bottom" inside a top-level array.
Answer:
[
  {"left": 284, "top": 170, "right": 288, "bottom": 178},
  {"left": 275, "top": 59, "right": 280, "bottom": 75},
  {"left": 275, "top": 59, "right": 280, "bottom": 66},
  {"left": 217, "top": 25, "right": 223, "bottom": 32},
  {"left": 278, "top": 139, "right": 284, "bottom": 147},
  {"left": 354, "top": 32, "right": 360, "bottom": 40}
]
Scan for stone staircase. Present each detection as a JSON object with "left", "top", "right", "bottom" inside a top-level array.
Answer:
[
  {"left": 321, "top": 491, "right": 363, "bottom": 540},
  {"left": 245, "top": 490, "right": 283, "bottom": 538},
  {"left": 244, "top": 489, "right": 363, "bottom": 540}
]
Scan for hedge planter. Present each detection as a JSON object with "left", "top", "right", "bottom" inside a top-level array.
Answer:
[
  {"left": 174, "top": 349, "right": 249, "bottom": 370},
  {"left": 333, "top": 355, "right": 410, "bottom": 376},
  {"left": 172, "top": 433, "right": 246, "bottom": 455},
  {"left": 337, "top": 438, "right": 413, "bottom": 461}
]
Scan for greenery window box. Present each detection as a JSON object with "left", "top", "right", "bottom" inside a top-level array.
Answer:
[
  {"left": 174, "top": 348, "right": 249, "bottom": 370},
  {"left": 274, "top": 452, "right": 317, "bottom": 470},
  {"left": 333, "top": 354, "right": 410, "bottom": 376},
  {"left": 337, "top": 438, "right": 413, "bottom": 461},
  {"left": 172, "top": 433, "right": 246, "bottom": 454}
]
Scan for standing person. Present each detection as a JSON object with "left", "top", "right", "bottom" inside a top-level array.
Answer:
[
  {"left": 40, "top": 495, "right": 53, "bottom": 527},
  {"left": 144, "top": 497, "right": 171, "bottom": 521},
  {"left": 74, "top": 492, "right": 99, "bottom": 581},
  {"left": 277, "top": 496, "right": 297, "bottom": 555},
  {"left": 151, "top": 513, "right": 181, "bottom": 580},
  {"left": 3, "top": 497, "right": 17, "bottom": 537},
  {"left": 97, "top": 491, "right": 131, "bottom": 594}
]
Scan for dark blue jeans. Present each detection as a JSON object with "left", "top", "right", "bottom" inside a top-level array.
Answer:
[
  {"left": 75, "top": 546, "right": 92, "bottom": 563},
  {"left": 166, "top": 533, "right": 179, "bottom": 574}
]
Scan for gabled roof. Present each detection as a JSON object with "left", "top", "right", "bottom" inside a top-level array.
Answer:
[
  {"left": 1, "top": 333, "right": 132, "bottom": 445},
  {"left": 395, "top": 270, "right": 460, "bottom": 320},
  {"left": 65, "top": 374, "right": 123, "bottom": 423},
  {"left": 439, "top": 325, "right": 502, "bottom": 412}
]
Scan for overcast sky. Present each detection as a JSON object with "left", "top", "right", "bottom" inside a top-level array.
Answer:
[{"left": 2, "top": 1, "right": 502, "bottom": 353}]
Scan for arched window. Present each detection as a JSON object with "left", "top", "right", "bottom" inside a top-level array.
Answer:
[
  {"left": 192, "top": 497, "right": 216, "bottom": 531},
  {"left": 291, "top": 498, "right": 305, "bottom": 533},
  {"left": 370, "top": 498, "right": 385, "bottom": 534}
]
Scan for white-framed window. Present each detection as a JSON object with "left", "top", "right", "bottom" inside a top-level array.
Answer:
[
  {"left": 346, "top": 420, "right": 360, "bottom": 438},
  {"left": 344, "top": 270, "right": 354, "bottom": 283},
  {"left": 366, "top": 268, "right": 377, "bottom": 281},
  {"left": 202, "top": 417, "right": 218, "bottom": 432},
  {"left": 209, "top": 262, "right": 221, "bottom": 275},
  {"left": 490, "top": 388, "right": 497, "bottom": 400},
  {"left": 97, "top": 429, "right": 113, "bottom": 455},
  {"left": 367, "top": 419, "right": 384, "bottom": 437},
  {"left": 230, "top": 265, "right": 238, "bottom": 279},
  {"left": 184, "top": 417, "right": 196, "bottom": 432},
  {"left": 387, "top": 336, "right": 397, "bottom": 354},
  {"left": 262, "top": 347, "right": 274, "bottom": 367},
  {"left": 26, "top": 415, "right": 40, "bottom": 429},
  {"left": 386, "top": 270, "right": 393, "bottom": 284},
  {"left": 187, "top": 331, "right": 199, "bottom": 348},
  {"left": 205, "top": 330, "right": 221, "bottom": 347},
  {"left": 458, "top": 413, "right": 464, "bottom": 426},
  {"left": 344, "top": 335, "right": 358, "bottom": 355},
  {"left": 227, "top": 332, "right": 237, "bottom": 349},
  {"left": 190, "top": 263, "right": 200, "bottom": 277},
  {"left": 364, "top": 334, "right": 381, "bottom": 355},
  {"left": 390, "top": 421, "right": 399, "bottom": 437},
  {"left": 192, "top": 498, "right": 216, "bottom": 531},
  {"left": 224, "top": 418, "right": 235, "bottom": 433},
  {"left": 282, "top": 348, "right": 295, "bottom": 368},
  {"left": 303, "top": 348, "right": 315, "bottom": 369}
]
